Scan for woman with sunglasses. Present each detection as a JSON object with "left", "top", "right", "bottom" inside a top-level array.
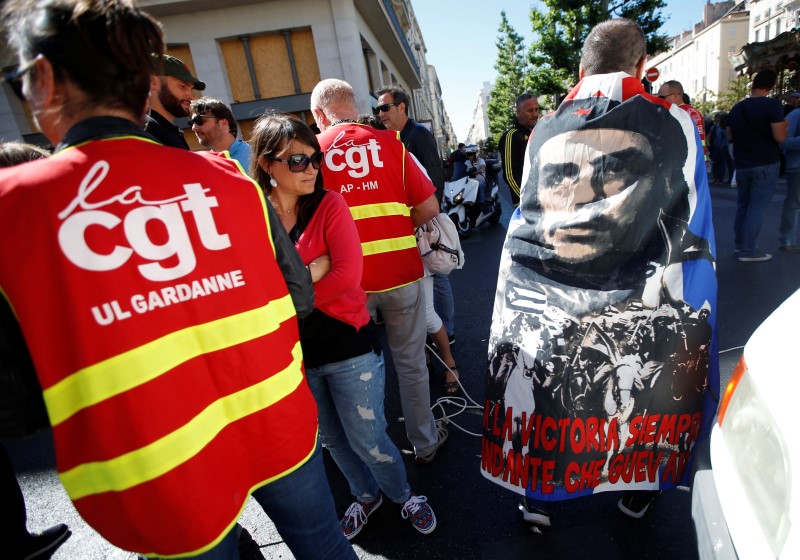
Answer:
[
  {"left": 251, "top": 113, "right": 437, "bottom": 540},
  {"left": 0, "top": 1, "right": 356, "bottom": 559}
]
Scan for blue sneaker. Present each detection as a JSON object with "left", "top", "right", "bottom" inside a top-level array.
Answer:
[{"left": 401, "top": 495, "right": 437, "bottom": 534}]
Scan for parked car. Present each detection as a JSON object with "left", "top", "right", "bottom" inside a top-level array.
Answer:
[{"left": 692, "top": 288, "right": 799, "bottom": 559}]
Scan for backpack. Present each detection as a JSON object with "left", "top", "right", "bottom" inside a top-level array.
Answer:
[{"left": 416, "top": 213, "right": 465, "bottom": 275}]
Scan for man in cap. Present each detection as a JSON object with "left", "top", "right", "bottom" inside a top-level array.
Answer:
[
  {"left": 189, "top": 97, "right": 252, "bottom": 170},
  {"left": 146, "top": 53, "right": 206, "bottom": 149}
]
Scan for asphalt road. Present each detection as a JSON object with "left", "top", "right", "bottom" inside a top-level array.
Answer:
[{"left": 5, "top": 175, "right": 800, "bottom": 560}]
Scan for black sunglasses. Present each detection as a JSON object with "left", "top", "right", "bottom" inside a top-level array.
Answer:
[
  {"left": 267, "top": 151, "right": 324, "bottom": 172},
  {"left": 2, "top": 59, "right": 37, "bottom": 102},
  {"left": 373, "top": 102, "right": 399, "bottom": 114},
  {"left": 190, "top": 114, "right": 221, "bottom": 126}
]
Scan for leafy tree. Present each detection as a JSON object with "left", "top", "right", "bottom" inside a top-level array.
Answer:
[
  {"left": 486, "top": 12, "right": 528, "bottom": 144},
  {"left": 527, "top": 0, "right": 670, "bottom": 97},
  {"left": 692, "top": 90, "right": 718, "bottom": 117},
  {"left": 716, "top": 75, "right": 751, "bottom": 112}
]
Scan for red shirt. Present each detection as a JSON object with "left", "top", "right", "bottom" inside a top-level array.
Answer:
[{"left": 294, "top": 190, "right": 369, "bottom": 328}]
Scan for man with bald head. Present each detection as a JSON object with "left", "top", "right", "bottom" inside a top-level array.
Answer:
[
  {"left": 482, "top": 18, "right": 718, "bottom": 530},
  {"left": 310, "top": 79, "right": 446, "bottom": 471},
  {"left": 658, "top": 80, "right": 707, "bottom": 163}
]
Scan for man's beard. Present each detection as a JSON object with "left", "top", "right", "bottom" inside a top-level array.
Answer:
[{"left": 159, "top": 81, "right": 188, "bottom": 118}]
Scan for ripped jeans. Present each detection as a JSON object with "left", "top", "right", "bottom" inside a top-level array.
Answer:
[{"left": 306, "top": 350, "right": 411, "bottom": 505}]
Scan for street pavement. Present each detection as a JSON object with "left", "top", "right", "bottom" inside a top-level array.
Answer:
[{"left": 5, "top": 174, "right": 799, "bottom": 559}]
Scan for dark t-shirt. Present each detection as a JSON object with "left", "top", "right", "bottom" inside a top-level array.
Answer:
[{"left": 728, "top": 97, "right": 784, "bottom": 169}]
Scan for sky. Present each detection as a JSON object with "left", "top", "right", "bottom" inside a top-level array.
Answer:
[{"left": 412, "top": 0, "right": 705, "bottom": 142}]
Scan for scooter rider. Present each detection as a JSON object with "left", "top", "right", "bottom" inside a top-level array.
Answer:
[{"left": 464, "top": 144, "right": 488, "bottom": 211}]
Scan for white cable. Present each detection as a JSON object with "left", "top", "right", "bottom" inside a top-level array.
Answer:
[
  {"left": 425, "top": 342, "right": 483, "bottom": 438},
  {"left": 719, "top": 345, "right": 744, "bottom": 355}
]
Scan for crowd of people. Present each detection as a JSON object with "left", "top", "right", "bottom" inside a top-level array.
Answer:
[{"left": 0, "top": 1, "right": 792, "bottom": 559}]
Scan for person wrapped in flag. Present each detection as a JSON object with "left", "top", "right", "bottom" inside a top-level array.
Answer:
[{"left": 481, "top": 18, "right": 718, "bottom": 525}]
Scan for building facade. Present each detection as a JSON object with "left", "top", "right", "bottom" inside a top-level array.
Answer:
[
  {"left": 466, "top": 81, "right": 492, "bottom": 147},
  {"left": 747, "top": 0, "right": 800, "bottom": 43},
  {"left": 0, "top": 0, "right": 453, "bottom": 154},
  {"left": 647, "top": 1, "right": 749, "bottom": 105},
  {"left": 730, "top": 0, "right": 800, "bottom": 93}
]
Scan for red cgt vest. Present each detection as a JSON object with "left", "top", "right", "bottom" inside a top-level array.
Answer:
[
  {"left": 0, "top": 136, "right": 318, "bottom": 557},
  {"left": 318, "top": 124, "right": 433, "bottom": 293}
]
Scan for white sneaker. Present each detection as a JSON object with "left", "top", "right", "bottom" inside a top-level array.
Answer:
[{"left": 519, "top": 502, "right": 551, "bottom": 527}]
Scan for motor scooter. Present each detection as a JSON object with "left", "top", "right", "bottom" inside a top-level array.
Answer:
[{"left": 442, "top": 160, "right": 502, "bottom": 238}]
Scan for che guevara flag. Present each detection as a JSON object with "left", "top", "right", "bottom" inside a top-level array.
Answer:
[{"left": 481, "top": 72, "right": 718, "bottom": 502}]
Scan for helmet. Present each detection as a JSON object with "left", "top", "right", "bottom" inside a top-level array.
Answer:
[{"left": 464, "top": 143, "right": 479, "bottom": 155}]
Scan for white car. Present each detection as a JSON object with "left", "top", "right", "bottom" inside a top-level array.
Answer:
[{"left": 692, "top": 289, "right": 799, "bottom": 559}]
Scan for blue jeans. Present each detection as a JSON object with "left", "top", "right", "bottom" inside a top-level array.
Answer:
[
  {"left": 780, "top": 170, "right": 800, "bottom": 246},
  {"left": 734, "top": 163, "right": 779, "bottom": 255},
  {"left": 306, "top": 351, "right": 411, "bottom": 504},
  {"left": 250, "top": 443, "right": 357, "bottom": 560},
  {"left": 142, "top": 528, "right": 239, "bottom": 560},
  {"left": 146, "top": 444, "right": 356, "bottom": 560},
  {"left": 433, "top": 273, "right": 455, "bottom": 336}
]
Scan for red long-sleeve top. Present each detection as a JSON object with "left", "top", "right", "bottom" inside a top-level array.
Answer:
[{"left": 294, "top": 190, "right": 369, "bottom": 329}]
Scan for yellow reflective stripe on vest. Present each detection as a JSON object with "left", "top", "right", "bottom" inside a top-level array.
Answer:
[
  {"left": 361, "top": 235, "right": 417, "bottom": 256},
  {"left": 349, "top": 202, "right": 410, "bottom": 221},
  {"left": 44, "top": 294, "right": 296, "bottom": 426},
  {"left": 60, "top": 341, "right": 304, "bottom": 500}
]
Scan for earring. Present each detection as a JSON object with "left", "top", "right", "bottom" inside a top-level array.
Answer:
[{"left": 269, "top": 177, "right": 278, "bottom": 188}]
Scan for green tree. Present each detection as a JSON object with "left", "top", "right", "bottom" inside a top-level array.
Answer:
[
  {"left": 692, "top": 90, "right": 718, "bottom": 117},
  {"left": 716, "top": 75, "right": 751, "bottom": 112},
  {"left": 487, "top": 12, "right": 528, "bottom": 144},
  {"left": 527, "top": 0, "right": 670, "bottom": 97}
]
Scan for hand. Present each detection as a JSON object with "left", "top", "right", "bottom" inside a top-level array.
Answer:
[{"left": 307, "top": 254, "right": 331, "bottom": 282}]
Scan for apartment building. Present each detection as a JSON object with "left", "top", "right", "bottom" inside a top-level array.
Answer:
[
  {"left": 0, "top": 0, "right": 453, "bottom": 153},
  {"left": 647, "top": 1, "right": 749, "bottom": 104},
  {"left": 465, "top": 81, "right": 492, "bottom": 147},
  {"left": 747, "top": 0, "right": 799, "bottom": 43}
]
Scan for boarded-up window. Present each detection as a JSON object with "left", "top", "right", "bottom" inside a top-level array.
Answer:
[
  {"left": 291, "top": 30, "right": 321, "bottom": 93},
  {"left": 250, "top": 33, "right": 294, "bottom": 98},
  {"left": 220, "top": 28, "right": 320, "bottom": 103},
  {"left": 220, "top": 40, "right": 255, "bottom": 102}
]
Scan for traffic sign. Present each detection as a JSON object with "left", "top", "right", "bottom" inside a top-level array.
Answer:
[{"left": 645, "top": 67, "right": 660, "bottom": 82}]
